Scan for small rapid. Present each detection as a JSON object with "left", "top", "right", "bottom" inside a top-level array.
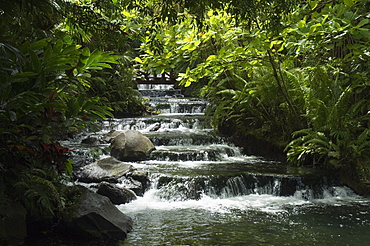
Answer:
[
  {"left": 119, "top": 188, "right": 370, "bottom": 245},
  {"left": 111, "top": 84, "right": 370, "bottom": 246},
  {"left": 59, "top": 83, "right": 370, "bottom": 246}
]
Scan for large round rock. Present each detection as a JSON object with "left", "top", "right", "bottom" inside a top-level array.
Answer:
[{"left": 110, "top": 130, "right": 155, "bottom": 161}]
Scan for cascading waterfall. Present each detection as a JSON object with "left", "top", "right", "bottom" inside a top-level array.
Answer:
[{"left": 109, "top": 83, "right": 370, "bottom": 246}]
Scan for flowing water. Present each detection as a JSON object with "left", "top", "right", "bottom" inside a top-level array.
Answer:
[
  {"left": 59, "top": 84, "right": 370, "bottom": 246},
  {"left": 98, "top": 84, "right": 370, "bottom": 246}
]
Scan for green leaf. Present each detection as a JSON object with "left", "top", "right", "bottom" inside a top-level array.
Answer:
[
  {"left": 30, "top": 39, "right": 49, "bottom": 50},
  {"left": 234, "top": 47, "right": 245, "bottom": 54},
  {"left": 53, "top": 40, "right": 63, "bottom": 55},
  {"left": 77, "top": 94, "right": 86, "bottom": 110},
  {"left": 23, "top": 136, "right": 38, "bottom": 142},
  {"left": 63, "top": 35, "right": 73, "bottom": 45},
  {"left": 359, "top": 28, "right": 370, "bottom": 40},
  {"left": 20, "top": 41, "right": 31, "bottom": 53},
  {"left": 62, "top": 45, "right": 80, "bottom": 56},
  {"left": 65, "top": 159, "right": 74, "bottom": 175},
  {"left": 298, "top": 19, "right": 306, "bottom": 28},
  {"left": 217, "top": 89, "right": 236, "bottom": 95},
  {"left": 270, "top": 40, "right": 283, "bottom": 49},
  {"left": 309, "top": 23, "right": 322, "bottom": 33},
  {"left": 76, "top": 73, "right": 92, "bottom": 78},
  {"left": 29, "top": 49, "right": 42, "bottom": 73},
  {"left": 134, "top": 57, "right": 143, "bottom": 63},
  {"left": 43, "top": 43, "right": 53, "bottom": 62},
  {"left": 343, "top": 0, "right": 354, "bottom": 7},
  {"left": 44, "top": 64, "right": 72, "bottom": 73},
  {"left": 81, "top": 47, "right": 90, "bottom": 57},
  {"left": 206, "top": 55, "right": 217, "bottom": 62},
  {"left": 1, "top": 84, "right": 11, "bottom": 102},
  {"left": 355, "top": 19, "right": 369, "bottom": 28},
  {"left": 91, "top": 109, "right": 107, "bottom": 119},
  {"left": 182, "top": 42, "right": 196, "bottom": 51},
  {"left": 9, "top": 72, "right": 38, "bottom": 81},
  {"left": 309, "top": 1, "right": 318, "bottom": 10}
]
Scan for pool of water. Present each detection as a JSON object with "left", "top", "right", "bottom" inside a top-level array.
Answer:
[{"left": 119, "top": 189, "right": 370, "bottom": 246}]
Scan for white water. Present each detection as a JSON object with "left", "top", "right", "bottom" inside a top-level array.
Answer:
[
  {"left": 56, "top": 83, "right": 370, "bottom": 246},
  {"left": 119, "top": 181, "right": 362, "bottom": 214},
  {"left": 119, "top": 191, "right": 305, "bottom": 214},
  {"left": 114, "top": 84, "right": 370, "bottom": 245},
  {"left": 119, "top": 184, "right": 370, "bottom": 246}
]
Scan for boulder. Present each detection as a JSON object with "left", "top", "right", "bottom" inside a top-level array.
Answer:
[
  {"left": 110, "top": 130, "right": 155, "bottom": 161},
  {"left": 74, "top": 157, "right": 135, "bottom": 183},
  {"left": 97, "top": 182, "right": 137, "bottom": 205},
  {"left": 0, "top": 202, "right": 27, "bottom": 245},
  {"left": 64, "top": 186, "right": 133, "bottom": 239},
  {"left": 103, "top": 130, "right": 125, "bottom": 143}
]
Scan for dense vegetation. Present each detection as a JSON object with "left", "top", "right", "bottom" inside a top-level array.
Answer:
[
  {"left": 0, "top": 0, "right": 146, "bottom": 226},
  {"left": 1, "top": 0, "right": 369, "bottom": 240}
]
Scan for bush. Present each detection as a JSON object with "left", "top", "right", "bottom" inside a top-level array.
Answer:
[{"left": 0, "top": 38, "right": 116, "bottom": 219}]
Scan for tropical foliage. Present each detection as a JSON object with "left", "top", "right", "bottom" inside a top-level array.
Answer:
[
  {"left": 0, "top": 37, "right": 117, "bottom": 218},
  {"left": 0, "top": 0, "right": 143, "bottom": 220},
  {"left": 1, "top": 0, "right": 370, "bottom": 228}
]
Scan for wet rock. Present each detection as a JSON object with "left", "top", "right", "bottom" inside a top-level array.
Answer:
[
  {"left": 74, "top": 157, "right": 135, "bottom": 183},
  {"left": 0, "top": 202, "right": 27, "bottom": 245},
  {"left": 119, "top": 176, "right": 146, "bottom": 197},
  {"left": 63, "top": 186, "right": 132, "bottom": 239},
  {"left": 129, "top": 171, "right": 151, "bottom": 195},
  {"left": 110, "top": 130, "right": 155, "bottom": 161},
  {"left": 102, "top": 130, "right": 125, "bottom": 143},
  {"left": 97, "top": 182, "right": 137, "bottom": 205},
  {"left": 81, "top": 136, "right": 99, "bottom": 145},
  {"left": 148, "top": 122, "right": 161, "bottom": 131}
]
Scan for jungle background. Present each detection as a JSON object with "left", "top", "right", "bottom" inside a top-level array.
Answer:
[{"left": 1, "top": 0, "right": 370, "bottom": 240}]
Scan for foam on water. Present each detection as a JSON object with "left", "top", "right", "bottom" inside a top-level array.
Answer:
[
  {"left": 137, "top": 84, "right": 175, "bottom": 90},
  {"left": 119, "top": 186, "right": 364, "bottom": 217},
  {"left": 118, "top": 190, "right": 300, "bottom": 214}
]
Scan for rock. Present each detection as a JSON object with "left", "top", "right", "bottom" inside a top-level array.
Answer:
[
  {"left": 119, "top": 176, "right": 146, "bottom": 197},
  {"left": 110, "top": 130, "right": 155, "bottom": 161},
  {"left": 0, "top": 202, "right": 27, "bottom": 245},
  {"left": 102, "top": 130, "right": 125, "bottom": 143},
  {"left": 74, "top": 157, "right": 135, "bottom": 183},
  {"left": 81, "top": 136, "right": 99, "bottom": 145},
  {"left": 64, "top": 186, "right": 133, "bottom": 239},
  {"left": 148, "top": 122, "right": 161, "bottom": 131},
  {"left": 129, "top": 171, "right": 151, "bottom": 195},
  {"left": 130, "top": 171, "right": 150, "bottom": 183},
  {"left": 97, "top": 182, "right": 137, "bottom": 205}
]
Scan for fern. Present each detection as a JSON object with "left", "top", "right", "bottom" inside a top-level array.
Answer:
[{"left": 14, "top": 171, "right": 64, "bottom": 218}]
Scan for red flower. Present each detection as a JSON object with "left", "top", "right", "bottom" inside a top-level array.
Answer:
[{"left": 41, "top": 142, "right": 51, "bottom": 151}]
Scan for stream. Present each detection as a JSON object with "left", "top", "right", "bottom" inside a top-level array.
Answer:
[{"left": 74, "top": 84, "right": 370, "bottom": 245}]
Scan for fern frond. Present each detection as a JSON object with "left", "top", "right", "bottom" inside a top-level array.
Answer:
[
  {"left": 291, "top": 128, "right": 314, "bottom": 138},
  {"left": 304, "top": 138, "right": 331, "bottom": 149}
]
